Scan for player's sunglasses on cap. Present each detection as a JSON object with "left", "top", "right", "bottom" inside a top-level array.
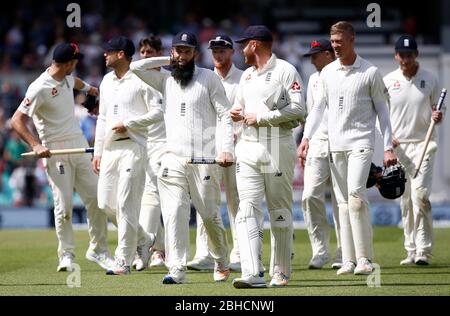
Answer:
[
  {"left": 208, "top": 36, "right": 233, "bottom": 49},
  {"left": 53, "top": 42, "right": 84, "bottom": 63}
]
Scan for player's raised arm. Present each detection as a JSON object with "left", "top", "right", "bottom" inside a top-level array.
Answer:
[{"left": 130, "top": 56, "right": 170, "bottom": 93}]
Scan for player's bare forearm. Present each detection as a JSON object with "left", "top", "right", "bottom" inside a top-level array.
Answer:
[
  {"left": 11, "top": 111, "right": 51, "bottom": 157},
  {"left": 11, "top": 111, "right": 40, "bottom": 148}
]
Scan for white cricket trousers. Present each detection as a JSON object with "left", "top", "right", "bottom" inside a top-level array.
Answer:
[
  {"left": 329, "top": 149, "right": 373, "bottom": 264},
  {"left": 139, "top": 141, "right": 166, "bottom": 252},
  {"left": 157, "top": 153, "right": 229, "bottom": 270},
  {"left": 44, "top": 136, "right": 109, "bottom": 260},
  {"left": 97, "top": 139, "right": 149, "bottom": 266},
  {"left": 235, "top": 137, "right": 296, "bottom": 278},
  {"left": 395, "top": 141, "right": 436, "bottom": 256},
  {"left": 193, "top": 165, "right": 240, "bottom": 263},
  {"left": 302, "top": 138, "right": 341, "bottom": 259}
]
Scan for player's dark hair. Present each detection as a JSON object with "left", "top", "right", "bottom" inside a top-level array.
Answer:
[{"left": 139, "top": 35, "right": 162, "bottom": 52}]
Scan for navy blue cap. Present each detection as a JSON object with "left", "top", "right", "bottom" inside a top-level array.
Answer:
[
  {"left": 395, "top": 35, "right": 418, "bottom": 52},
  {"left": 53, "top": 43, "right": 83, "bottom": 63},
  {"left": 103, "top": 36, "right": 135, "bottom": 57},
  {"left": 208, "top": 35, "right": 233, "bottom": 49},
  {"left": 235, "top": 25, "right": 273, "bottom": 43},
  {"left": 303, "top": 39, "right": 333, "bottom": 57},
  {"left": 172, "top": 32, "right": 198, "bottom": 48}
]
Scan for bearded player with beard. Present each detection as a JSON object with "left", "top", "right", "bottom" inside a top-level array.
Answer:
[{"left": 130, "top": 32, "right": 234, "bottom": 284}]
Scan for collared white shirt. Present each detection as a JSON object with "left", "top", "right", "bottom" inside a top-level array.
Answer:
[
  {"left": 304, "top": 55, "right": 392, "bottom": 151},
  {"left": 19, "top": 69, "right": 83, "bottom": 144},
  {"left": 384, "top": 66, "right": 439, "bottom": 143},
  {"left": 94, "top": 69, "right": 164, "bottom": 156},
  {"left": 234, "top": 54, "right": 306, "bottom": 141},
  {"left": 214, "top": 63, "right": 243, "bottom": 152},
  {"left": 130, "top": 57, "right": 234, "bottom": 158},
  {"left": 306, "top": 71, "right": 328, "bottom": 141}
]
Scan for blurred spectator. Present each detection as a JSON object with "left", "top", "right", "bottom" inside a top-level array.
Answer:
[{"left": 2, "top": 129, "right": 28, "bottom": 176}]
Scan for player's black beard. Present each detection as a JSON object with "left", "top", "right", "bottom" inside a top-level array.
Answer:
[{"left": 171, "top": 59, "right": 195, "bottom": 88}]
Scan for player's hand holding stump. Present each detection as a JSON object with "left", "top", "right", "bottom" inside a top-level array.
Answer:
[
  {"left": 33, "top": 144, "right": 51, "bottom": 158},
  {"left": 218, "top": 152, "right": 233, "bottom": 168}
]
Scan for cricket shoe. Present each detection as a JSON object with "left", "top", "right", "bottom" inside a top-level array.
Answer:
[
  {"left": 213, "top": 262, "right": 230, "bottom": 282},
  {"left": 135, "top": 233, "right": 156, "bottom": 271},
  {"left": 400, "top": 251, "right": 416, "bottom": 266},
  {"left": 308, "top": 254, "right": 330, "bottom": 269},
  {"left": 336, "top": 261, "right": 356, "bottom": 275},
  {"left": 269, "top": 272, "right": 289, "bottom": 287},
  {"left": 85, "top": 250, "right": 114, "bottom": 270},
  {"left": 162, "top": 267, "right": 186, "bottom": 284},
  {"left": 186, "top": 257, "right": 215, "bottom": 271},
  {"left": 149, "top": 250, "right": 166, "bottom": 268},
  {"left": 106, "top": 257, "right": 131, "bottom": 275},
  {"left": 354, "top": 257, "right": 374, "bottom": 275},
  {"left": 331, "top": 248, "right": 343, "bottom": 269},
  {"left": 232, "top": 272, "right": 267, "bottom": 289},
  {"left": 57, "top": 252, "right": 75, "bottom": 272},
  {"left": 415, "top": 252, "right": 430, "bottom": 265}
]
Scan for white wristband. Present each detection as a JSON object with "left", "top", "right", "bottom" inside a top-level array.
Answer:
[{"left": 80, "top": 81, "right": 91, "bottom": 92}]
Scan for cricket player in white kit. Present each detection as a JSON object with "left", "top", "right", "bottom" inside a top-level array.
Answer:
[
  {"left": 188, "top": 35, "right": 243, "bottom": 272},
  {"left": 384, "top": 35, "right": 443, "bottom": 266},
  {"left": 11, "top": 43, "right": 113, "bottom": 272},
  {"left": 132, "top": 36, "right": 168, "bottom": 270},
  {"left": 230, "top": 25, "right": 306, "bottom": 288},
  {"left": 300, "top": 39, "right": 342, "bottom": 270},
  {"left": 299, "top": 22, "right": 398, "bottom": 275},
  {"left": 92, "top": 37, "right": 157, "bottom": 275},
  {"left": 130, "top": 32, "right": 234, "bottom": 284}
]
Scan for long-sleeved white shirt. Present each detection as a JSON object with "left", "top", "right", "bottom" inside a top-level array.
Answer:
[
  {"left": 94, "top": 69, "right": 164, "bottom": 156},
  {"left": 306, "top": 71, "right": 328, "bottom": 141},
  {"left": 130, "top": 57, "right": 234, "bottom": 159},
  {"left": 303, "top": 55, "right": 393, "bottom": 151},
  {"left": 214, "top": 63, "right": 243, "bottom": 152},
  {"left": 384, "top": 66, "right": 439, "bottom": 143},
  {"left": 234, "top": 54, "right": 306, "bottom": 142},
  {"left": 18, "top": 69, "right": 83, "bottom": 144}
]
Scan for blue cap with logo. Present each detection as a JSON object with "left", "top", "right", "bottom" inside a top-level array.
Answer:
[
  {"left": 53, "top": 43, "right": 84, "bottom": 63},
  {"left": 208, "top": 35, "right": 233, "bottom": 49},
  {"left": 103, "top": 36, "right": 135, "bottom": 57},
  {"left": 172, "top": 32, "right": 198, "bottom": 48},
  {"left": 303, "top": 39, "right": 333, "bottom": 57},
  {"left": 395, "top": 34, "right": 418, "bottom": 52},
  {"left": 235, "top": 25, "right": 273, "bottom": 43}
]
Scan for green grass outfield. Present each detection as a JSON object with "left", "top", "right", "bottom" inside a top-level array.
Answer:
[{"left": 0, "top": 227, "right": 449, "bottom": 296}]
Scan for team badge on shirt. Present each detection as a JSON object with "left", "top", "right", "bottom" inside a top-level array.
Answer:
[
  {"left": 393, "top": 80, "right": 401, "bottom": 89},
  {"left": 22, "top": 98, "right": 31, "bottom": 107},
  {"left": 51, "top": 87, "right": 58, "bottom": 97},
  {"left": 245, "top": 74, "right": 252, "bottom": 81},
  {"left": 291, "top": 82, "right": 301, "bottom": 92}
]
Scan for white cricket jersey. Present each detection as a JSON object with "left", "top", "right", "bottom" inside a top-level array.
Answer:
[
  {"left": 304, "top": 55, "right": 392, "bottom": 151},
  {"left": 18, "top": 69, "right": 83, "bottom": 144},
  {"left": 214, "top": 64, "right": 243, "bottom": 152},
  {"left": 234, "top": 54, "right": 306, "bottom": 142},
  {"left": 94, "top": 69, "right": 164, "bottom": 156},
  {"left": 306, "top": 71, "right": 328, "bottom": 141},
  {"left": 130, "top": 57, "right": 234, "bottom": 158},
  {"left": 384, "top": 66, "right": 439, "bottom": 143},
  {"left": 147, "top": 67, "right": 168, "bottom": 145}
]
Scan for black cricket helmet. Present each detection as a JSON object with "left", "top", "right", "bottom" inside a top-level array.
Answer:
[
  {"left": 366, "top": 163, "right": 383, "bottom": 188},
  {"left": 378, "top": 164, "right": 407, "bottom": 199}
]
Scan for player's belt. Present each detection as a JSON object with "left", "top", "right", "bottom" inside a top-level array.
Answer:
[{"left": 114, "top": 137, "right": 131, "bottom": 141}]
